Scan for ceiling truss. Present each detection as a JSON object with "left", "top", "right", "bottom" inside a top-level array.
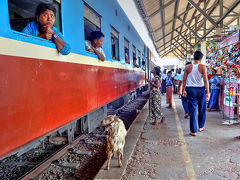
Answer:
[{"left": 134, "top": 0, "right": 240, "bottom": 59}]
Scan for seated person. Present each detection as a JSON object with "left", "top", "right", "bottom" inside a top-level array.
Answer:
[
  {"left": 22, "top": 3, "right": 70, "bottom": 55},
  {"left": 85, "top": 31, "right": 105, "bottom": 61},
  {"left": 111, "top": 36, "right": 116, "bottom": 59},
  {"left": 133, "top": 57, "right": 140, "bottom": 68},
  {"left": 142, "top": 61, "right": 146, "bottom": 71},
  {"left": 125, "top": 51, "right": 130, "bottom": 64}
]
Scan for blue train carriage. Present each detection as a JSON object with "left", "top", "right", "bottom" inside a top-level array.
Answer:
[{"left": 0, "top": 0, "right": 149, "bottom": 158}]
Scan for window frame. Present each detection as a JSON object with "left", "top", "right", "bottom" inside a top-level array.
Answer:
[
  {"left": 7, "top": 0, "right": 63, "bottom": 48},
  {"left": 124, "top": 37, "right": 130, "bottom": 64},
  {"left": 110, "top": 25, "right": 119, "bottom": 61},
  {"left": 137, "top": 50, "right": 141, "bottom": 68},
  {"left": 83, "top": 1, "right": 102, "bottom": 41}
]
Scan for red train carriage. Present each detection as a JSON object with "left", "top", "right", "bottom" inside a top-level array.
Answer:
[{"left": 0, "top": 0, "right": 150, "bottom": 158}]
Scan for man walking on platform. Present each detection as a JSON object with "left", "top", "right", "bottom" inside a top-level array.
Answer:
[{"left": 182, "top": 51, "right": 209, "bottom": 136}]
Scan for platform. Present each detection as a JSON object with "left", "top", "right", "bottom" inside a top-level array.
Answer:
[{"left": 95, "top": 94, "right": 240, "bottom": 180}]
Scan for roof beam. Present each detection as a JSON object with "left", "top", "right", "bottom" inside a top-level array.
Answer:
[
  {"left": 175, "top": 46, "right": 186, "bottom": 57},
  {"left": 175, "top": 30, "right": 194, "bottom": 49},
  {"left": 152, "top": 3, "right": 196, "bottom": 34},
  {"left": 173, "top": 37, "right": 188, "bottom": 53},
  {"left": 188, "top": 0, "right": 218, "bottom": 27},
  {"left": 177, "top": 16, "right": 201, "bottom": 40},
  {"left": 170, "top": 0, "right": 180, "bottom": 52},
  {"left": 172, "top": 51, "right": 181, "bottom": 59},
  {"left": 159, "top": 0, "right": 166, "bottom": 50},
  {"left": 145, "top": 0, "right": 176, "bottom": 20},
  {"left": 194, "top": 0, "right": 240, "bottom": 46}
]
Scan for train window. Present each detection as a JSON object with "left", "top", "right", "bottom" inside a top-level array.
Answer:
[
  {"left": 138, "top": 50, "right": 141, "bottom": 68},
  {"left": 124, "top": 38, "right": 130, "bottom": 64},
  {"left": 8, "top": 0, "right": 62, "bottom": 32},
  {"left": 83, "top": 3, "right": 101, "bottom": 41},
  {"left": 110, "top": 26, "right": 119, "bottom": 60},
  {"left": 132, "top": 45, "right": 136, "bottom": 59}
]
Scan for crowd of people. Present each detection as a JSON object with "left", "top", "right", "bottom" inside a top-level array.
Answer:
[{"left": 149, "top": 51, "right": 221, "bottom": 136}]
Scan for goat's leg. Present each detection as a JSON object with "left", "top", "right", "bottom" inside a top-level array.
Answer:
[
  {"left": 106, "top": 152, "right": 112, "bottom": 170},
  {"left": 118, "top": 151, "right": 122, "bottom": 167}
]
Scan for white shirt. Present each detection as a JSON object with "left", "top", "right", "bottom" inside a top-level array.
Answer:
[
  {"left": 186, "top": 64, "right": 204, "bottom": 87},
  {"left": 85, "top": 40, "right": 105, "bottom": 57}
]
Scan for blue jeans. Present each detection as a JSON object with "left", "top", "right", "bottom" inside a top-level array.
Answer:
[
  {"left": 181, "top": 96, "right": 189, "bottom": 114},
  {"left": 186, "top": 87, "right": 206, "bottom": 133}
]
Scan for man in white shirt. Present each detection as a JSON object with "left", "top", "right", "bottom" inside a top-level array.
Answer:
[
  {"left": 182, "top": 51, "right": 209, "bottom": 136},
  {"left": 85, "top": 31, "right": 105, "bottom": 61}
]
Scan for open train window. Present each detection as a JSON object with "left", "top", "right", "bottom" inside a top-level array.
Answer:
[
  {"left": 8, "top": 0, "right": 62, "bottom": 33},
  {"left": 138, "top": 50, "right": 141, "bottom": 68},
  {"left": 132, "top": 45, "right": 136, "bottom": 60},
  {"left": 83, "top": 3, "right": 101, "bottom": 41},
  {"left": 110, "top": 26, "right": 119, "bottom": 60},
  {"left": 124, "top": 38, "right": 130, "bottom": 64}
]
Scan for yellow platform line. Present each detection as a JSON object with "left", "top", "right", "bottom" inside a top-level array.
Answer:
[{"left": 172, "top": 100, "right": 197, "bottom": 180}]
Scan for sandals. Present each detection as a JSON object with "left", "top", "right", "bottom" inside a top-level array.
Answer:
[
  {"left": 198, "top": 128, "right": 205, "bottom": 132},
  {"left": 190, "top": 132, "right": 197, "bottom": 136},
  {"left": 160, "top": 116, "right": 166, "bottom": 123},
  {"left": 151, "top": 120, "right": 158, "bottom": 125}
]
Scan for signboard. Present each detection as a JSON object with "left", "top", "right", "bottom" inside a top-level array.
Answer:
[{"left": 219, "top": 31, "right": 239, "bottom": 48}]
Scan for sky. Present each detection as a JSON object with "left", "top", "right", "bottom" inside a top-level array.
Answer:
[{"left": 117, "top": 0, "right": 180, "bottom": 67}]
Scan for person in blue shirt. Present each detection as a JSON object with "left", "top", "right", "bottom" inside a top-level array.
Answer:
[
  {"left": 22, "top": 3, "right": 70, "bottom": 55},
  {"left": 207, "top": 69, "right": 221, "bottom": 111}
]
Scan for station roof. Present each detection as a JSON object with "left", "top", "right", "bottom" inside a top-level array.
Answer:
[{"left": 134, "top": 0, "right": 240, "bottom": 59}]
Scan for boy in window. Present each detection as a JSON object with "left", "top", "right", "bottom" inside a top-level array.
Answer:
[
  {"left": 133, "top": 57, "right": 140, "bottom": 68},
  {"left": 85, "top": 31, "right": 105, "bottom": 61}
]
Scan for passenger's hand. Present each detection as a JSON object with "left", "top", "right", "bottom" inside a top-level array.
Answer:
[
  {"left": 206, "top": 92, "right": 210, "bottom": 101},
  {"left": 182, "top": 90, "right": 187, "bottom": 97},
  {"left": 45, "top": 33, "right": 53, "bottom": 40},
  {"left": 147, "top": 79, "right": 151, "bottom": 83},
  {"left": 88, "top": 49, "right": 94, "bottom": 52}
]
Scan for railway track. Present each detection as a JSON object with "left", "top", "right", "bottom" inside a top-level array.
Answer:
[{"left": 0, "top": 91, "right": 149, "bottom": 180}]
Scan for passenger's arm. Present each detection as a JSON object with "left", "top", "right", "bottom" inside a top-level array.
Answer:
[
  {"left": 92, "top": 47, "right": 105, "bottom": 61},
  {"left": 202, "top": 65, "right": 210, "bottom": 101},
  {"left": 47, "top": 27, "right": 70, "bottom": 55},
  {"left": 182, "top": 67, "right": 189, "bottom": 97}
]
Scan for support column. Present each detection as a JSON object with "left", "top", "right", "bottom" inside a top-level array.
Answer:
[{"left": 201, "top": 41, "right": 206, "bottom": 65}]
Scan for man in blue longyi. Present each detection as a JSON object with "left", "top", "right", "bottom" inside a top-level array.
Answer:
[{"left": 182, "top": 51, "right": 210, "bottom": 136}]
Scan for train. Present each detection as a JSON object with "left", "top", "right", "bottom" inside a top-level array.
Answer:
[{"left": 0, "top": 0, "right": 156, "bottom": 158}]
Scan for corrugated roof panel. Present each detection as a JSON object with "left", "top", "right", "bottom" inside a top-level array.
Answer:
[
  {"left": 177, "top": 0, "right": 189, "bottom": 16},
  {"left": 165, "top": 23, "right": 172, "bottom": 36},
  {"left": 224, "top": 0, "right": 237, "bottom": 8},
  {"left": 153, "top": 30, "right": 163, "bottom": 41},
  {"left": 185, "top": 8, "right": 195, "bottom": 22},
  {"left": 164, "top": 0, "right": 172, "bottom": 5},
  {"left": 143, "top": 0, "right": 160, "bottom": 16},
  {"left": 211, "top": 5, "right": 219, "bottom": 16},
  {"left": 164, "top": 2, "right": 175, "bottom": 23},
  {"left": 165, "top": 33, "right": 172, "bottom": 43},
  {"left": 206, "top": 0, "right": 216, "bottom": 10},
  {"left": 149, "top": 13, "right": 162, "bottom": 31},
  {"left": 156, "top": 39, "right": 164, "bottom": 48}
]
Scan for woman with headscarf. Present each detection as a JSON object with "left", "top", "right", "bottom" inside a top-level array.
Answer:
[
  {"left": 147, "top": 67, "right": 165, "bottom": 125},
  {"left": 22, "top": 3, "right": 70, "bottom": 55}
]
